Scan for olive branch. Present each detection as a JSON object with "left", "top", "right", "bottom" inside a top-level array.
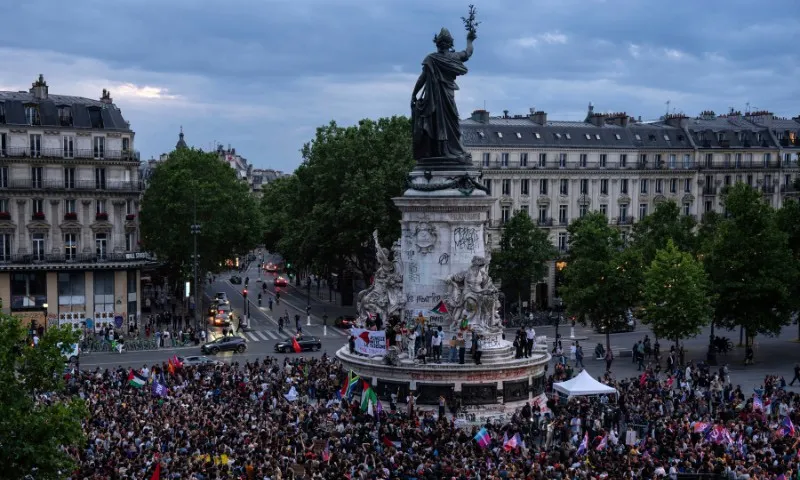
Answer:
[{"left": 461, "top": 4, "right": 480, "bottom": 35}]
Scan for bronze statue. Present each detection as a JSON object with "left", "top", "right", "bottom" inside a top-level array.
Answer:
[{"left": 411, "top": 6, "right": 479, "bottom": 168}]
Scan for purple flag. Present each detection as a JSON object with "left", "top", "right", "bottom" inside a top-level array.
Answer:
[{"left": 152, "top": 380, "right": 169, "bottom": 398}]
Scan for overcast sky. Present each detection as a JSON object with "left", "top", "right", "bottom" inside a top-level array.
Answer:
[{"left": 1, "top": 0, "right": 798, "bottom": 172}]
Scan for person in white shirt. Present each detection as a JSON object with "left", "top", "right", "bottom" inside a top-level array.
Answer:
[
  {"left": 32, "top": 334, "right": 40, "bottom": 346},
  {"left": 525, "top": 327, "right": 535, "bottom": 357},
  {"left": 408, "top": 330, "right": 417, "bottom": 359},
  {"left": 431, "top": 331, "right": 442, "bottom": 362}
]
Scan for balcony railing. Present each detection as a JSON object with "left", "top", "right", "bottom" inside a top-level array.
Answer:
[
  {"left": 125, "top": 214, "right": 136, "bottom": 221},
  {"left": 616, "top": 217, "right": 634, "bottom": 225},
  {"left": 702, "top": 187, "right": 717, "bottom": 195},
  {"left": 0, "top": 178, "right": 142, "bottom": 192},
  {"left": 699, "top": 161, "right": 782, "bottom": 170},
  {"left": 558, "top": 217, "right": 569, "bottom": 226},
  {"left": 0, "top": 251, "right": 154, "bottom": 266},
  {"left": 761, "top": 185, "right": 776, "bottom": 194},
  {"left": 0, "top": 146, "right": 139, "bottom": 161},
  {"left": 31, "top": 212, "right": 45, "bottom": 221},
  {"left": 537, "top": 218, "right": 554, "bottom": 227},
  {"left": 781, "top": 184, "right": 799, "bottom": 194},
  {"left": 481, "top": 159, "right": 698, "bottom": 171},
  {"left": 64, "top": 212, "right": 78, "bottom": 221},
  {"left": 0, "top": 211, "right": 10, "bottom": 220}
]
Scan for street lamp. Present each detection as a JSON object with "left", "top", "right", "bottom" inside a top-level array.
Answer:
[
  {"left": 190, "top": 198, "right": 202, "bottom": 338},
  {"left": 553, "top": 298, "right": 563, "bottom": 345},
  {"left": 707, "top": 320, "right": 717, "bottom": 366}
]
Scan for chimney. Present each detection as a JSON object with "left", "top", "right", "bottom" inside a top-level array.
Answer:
[
  {"left": 502, "top": 109, "right": 509, "bottom": 118},
  {"left": 664, "top": 113, "right": 688, "bottom": 128},
  {"left": 530, "top": 110, "right": 547, "bottom": 125},
  {"left": 745, "top": 110, "right": 774, "bottom": 126},
  {"left": 470, "top": 109, "right": 490, "bottom": 123},
  {"left": 588, "top": 113, "right": 605, "bottom": 127},
  {"left": 605, "top": 112, "right": 629, "bottom": 127},
  {"left": 29, "top": 74, "right": 48, "bottom": 100},
  {"left": 100, "top": 89, "right": 113, "bottom": 104},
  {"left": 699, "top": 110, "right": 716, "bottom": 120}
]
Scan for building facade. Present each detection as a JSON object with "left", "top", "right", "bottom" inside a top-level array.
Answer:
[
  {"left": 462, "top": 106, "right": 800, "bottom": 309},
  {"left": 0, "top": 75, "right": 151, "bottom": 333}
]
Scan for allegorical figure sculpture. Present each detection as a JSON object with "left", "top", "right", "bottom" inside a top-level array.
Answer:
[
  {"left": 411, "top": 6, "right": 479, "bottom": 166},
  {"left": 444, "top": 255, "right": 500, "bottom": 332},
  {"left": 356, "top": 231, "right": 405, "bottom": 325}
]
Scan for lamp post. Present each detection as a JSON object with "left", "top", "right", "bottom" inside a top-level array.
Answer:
[
  {"left": 190, "top": 198, "right": 202, "bottom": 339},
  {"left": 707, "top": 320, "right": 717, "bottom": 366},
  {"left": 41, "top": 303, "right": 48, "bottom": 337},
  {"left": 554, "top": 298, "right": 563, "bottom": 345},
  {"left": 306, "top": 277, "right": 312, "bottom": 326}
]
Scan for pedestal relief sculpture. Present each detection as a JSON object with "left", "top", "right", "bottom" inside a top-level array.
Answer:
[
  {"left": 356, "top": 231, "right": 405, "bottom": 324},
  {"left": 444, "top": 255, "right": 501, "bottom": 333}
]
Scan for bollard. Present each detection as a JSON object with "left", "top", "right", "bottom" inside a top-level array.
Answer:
[
  {"left": 306, "top": 315, "right": 312, "bottom": 326},
  {"left": 324, "top": 325, "right": 327, "bottom": 336}
]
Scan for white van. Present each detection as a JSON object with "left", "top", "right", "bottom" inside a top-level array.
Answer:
[{"left": 58, "top": 342, "right": 80, "bottom": 363}]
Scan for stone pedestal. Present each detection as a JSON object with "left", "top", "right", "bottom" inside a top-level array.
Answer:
[{"left": 394, "top": 169, "right": 499, "bottom": 341}]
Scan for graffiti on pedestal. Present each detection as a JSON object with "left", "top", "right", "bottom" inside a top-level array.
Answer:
[
  {"left": 407, "top": 262, "right": 421, "bottom": 284},
  {"left": 453, "top": 227, "right": 479, "bottom": 252},
  {"left": 438, "top": 253, "right": 449, "bottom": 265}
]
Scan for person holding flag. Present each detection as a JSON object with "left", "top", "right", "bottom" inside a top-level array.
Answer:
[{"left": 576, "top": 432, "right": 589, "bottom": 456}]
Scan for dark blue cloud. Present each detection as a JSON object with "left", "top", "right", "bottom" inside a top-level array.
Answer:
[{"left": 2, "top": 0, "right": 798, "bottom": 172}]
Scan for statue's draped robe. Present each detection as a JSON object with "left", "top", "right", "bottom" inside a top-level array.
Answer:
[{"left": 413, "top": 50, "right": 470, "bottom": 162}]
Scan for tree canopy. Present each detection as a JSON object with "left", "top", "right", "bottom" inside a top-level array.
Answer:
[
  {"left": 0, "top": 315, "right": 87, "bottom": 478},
  {"left": 703, "top": 184, "right": 797, "bottom": 341},
  {"left": 140, "top": 148, "right": 263, "bottom": 278},
  {"left": 630, "top": 200, "right": 697, "bottom": 264},
  {"left": 261, "top": 117, "right": 414, "bottom": 278},
  {"left": 641, "top": 239, "right": 712, "bottom": 346},
  {"left": 489, "top": 210, "right": 557, "bottom": 312}
]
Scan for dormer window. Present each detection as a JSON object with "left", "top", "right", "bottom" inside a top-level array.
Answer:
[
  {"left": 554, "top": 133, "right": 561, "bottom": 139},
  {"left": 496, "top": 132, "right": 503, "bottom": 138},
  {"left": 649, "top": 134, "right": 657, "bottom": 141},
  {"left": 515, "top": 132, "right": 522, "bottom": 139},
  {"left": 585, "top": 134, "right": 591, "bottom": 140},
  {"left": 663, "top": 134, "right": 670, "bottom": 141},
  {"left": 615, "top": 134, "right": 622, "bottom": 140},
  {"left": 635, "top": 134, "right": 641, "bottom": 141},
  {"left": 478, "top": 131, "right": 485, "bottom": 138},
  {"left": 534, "top": 132, "right": 541, "bottom": 139},
  {"left": 87, "top": 107, "right": 104, "bottom": 129},
  {"left": 24, "top": 104, "right": 40, "bottom": 126},
  {"left": 58, "top": 106, "right": 72, "bottom": 126},
  {"left": 595, "top": 134, "right": 601, "bottom": 140},
  {"left": 565, "top": 133, "right": 571, "bottom": 140},
  {"left": 0, "top": 103, "right": 5, "bottom": 123}
]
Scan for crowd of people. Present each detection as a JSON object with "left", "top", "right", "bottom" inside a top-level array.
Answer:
[{"left": 51, "top": 349, "right": 800, "bottom": 480}]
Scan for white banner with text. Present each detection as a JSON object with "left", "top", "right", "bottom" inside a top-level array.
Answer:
[{"left": 351, "top": 328, "right": 387, "bottom": 357}]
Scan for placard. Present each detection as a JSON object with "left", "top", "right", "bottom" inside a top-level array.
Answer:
[{"left": 350, "top": 328, "right": 387, "bottom": 357}]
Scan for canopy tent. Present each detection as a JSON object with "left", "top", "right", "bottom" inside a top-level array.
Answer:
[{"left": 553, "top": 370, "right": 618, "bottom": 398}]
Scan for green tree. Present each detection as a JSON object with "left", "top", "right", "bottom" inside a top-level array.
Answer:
[
  {"left": 641, "top": 239, "right": 712, "bottom": 349},
  {"left": 261, "top": 117, "right": 414, "bottom": 278},
  {"left": 560, "top": 212, "right": 642, "bottom": 350},
  {"left": 704, "top": 184, "right": 797, "bottom": 357},
  {"left": 630, "top": 200, "right": 697, "bottom": 264},
  {"left": 140, "top": 148, "right": 263, "bottom": 279},
  {"left": 489, "top": 210, "right": 557, "bottom": 314},
  {"left": 0, "top": 315, "right": 88, "bottom": 478},
  {"left": 775, "top": 197, "right": 800, "bottom": 339}
]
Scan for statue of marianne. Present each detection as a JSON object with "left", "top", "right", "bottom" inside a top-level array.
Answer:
[{"left": 411, "top": 25, "right": 476, "bottom": 165}]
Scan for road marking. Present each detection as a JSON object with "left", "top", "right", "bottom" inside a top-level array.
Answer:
[
  {"left": 255, "top": 331, "right": 270, "bottom": 340},
  {"left": 245, "top": 331, "right": 260, "bottom": 341},
  {"left": 264, "top": 330, "right": 278, "bottom": 339}
]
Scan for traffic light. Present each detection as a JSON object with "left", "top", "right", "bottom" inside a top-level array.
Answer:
[{"left": 242, "top": 289, "right": 248, "bottom": 298}]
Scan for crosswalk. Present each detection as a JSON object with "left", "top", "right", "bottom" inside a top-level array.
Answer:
[{"left": 231, "top": 326, "right": 348, "bottom": 343}]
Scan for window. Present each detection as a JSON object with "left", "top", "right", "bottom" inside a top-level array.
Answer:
[
  {"left": 0, "top": 198, "right": 7, "bottom": 213},
  {"left": 93, "top": 270, "right": 114, "bottom": 312},
  {"left": 96, "top": 199, "right": 107, "bottom": 214},
  {"left": 683, "top": 154, "right": 692, "bottom": 169},
  {"left": 763, "top": 153, "right": 771, "bottom": 166},
  {"left": 32, "top": 199, "right": 44, "bottom": 215},
  {"left": 10, "top": 272, "right": 47, "bottom": 308},
  {"left": 58, "top": 106, "right": 72, "bottom": 126},
  {"left": 501, "top": 179, "right": 511, "bottom": 195},
  {"left": 58, "top": 272, "right": 85, "bottom": 306},
  {"left": 580, "top": 179, "right": 588, "bottom": 194},
  {"left": 520, "top": 153, "right": 528, "bottom": 167},
  {"left": 95, "top": 167, "right": 106, "bottom": 189},
  {"left": 501, "top": 206, "right": 510, "bottom": 224},
  {"left": 25, "top": 105, "right": 40, "bottom": 126},
  {"left": 557, "top": 232, "right": 568, "bottom": 252},
  {"left": 595, "top": 134, "right": 601, "bottom": 140},
  {"left": 600, "top": 154, "right": 607, "bottom": 167},
  {"left": 93, "top": 137, "right": 105, "bottom": 159},
  {"left": 619, "top": 204, "right": 629, "bottom": 221},
  {"left": 600, "top": 179, "right": 609, "bottom": 195},
  {"left": 65, "top": 198, "right": 76, "bottom": 214},
  {"left": 0, "top": 132, "right": 6, "bottom": 155},
  {"left": 639, "top": 203, "right": 648, "bottom": 219},
  {"left": 724, "top": 154, "right": 732, "bottom": 167},
  {"left": 538, "top": 205, "right": 548, "bottom": 223},
  {"left": 621, "top": 179, "right": 629, "bottom": 194},
  {"left": 579, "top": 154, "right": 587, "bottom": 167},
  {"left": 654, "top": 154, "right": 662, "bottom": 167},
  {"left": 640, "top": 179, "right": 648, "bottom": 194},
  {"left": 501, "top": 153, "right": 509, "bottom": 167},
  {"left": 88, "top": 108, "right": 104, "bottom": 129},
  {"left": 125, "top": 232, "right": 136, "bottom": 251},
  {"left": 565, "top": 133, "right": 571, "bottom": 140},
  {"left": 31, "top": 166, "right": 43, "bottom": 189},
  {"left": 0, "top": 233, "right": 11, "bottom": 261},
  {"left": 534, "top": 132, "right": 541, "bottom": 139},
  {"left": 639, "top": 154, "right": 647, "bottom": 166},
  {"left": 745, "top": 153, "right": 753, "bottom": 166},
  {"left": 736, "top": 175, "right": 742, "bottom": 184},
  {"left": 705, "top": 153, "right": 713, "bottom": 167},
  {"left": 0, "top": 166, "right": 7, "bottom": 188},
  {"left": 515, "top": 132, "right": 522, "bottom": 139},
  {"left": 64, "top": 233, "right": 78, "bottom": 260},
  {"left": 599, "top": 204, "right": 608, "bottom": 218},
  {"left": 64, "top": 167, "right": 75, "bottom": 189},
  {"left": 668, "top": 154, "right": 676, "bottom": 169},
  {"left": 684, "top": 178, "right": 691, "bottom": 193},
  {"left": 735, "top": 153, "right": 742, "bottom": 167},
  {"left": 615, "top": 134, "right": 621, "bottom": 140},
  {"left": 32, "top": 233, "right": 45, "bottom": 261},
  {"left": 705, "top": 200, "right": 712, "bottom": 213},
  {"left": 558, "top": 205, "right": 568, "bottom": 224},
  {"left": 483, "top": 179, "right": 491, "bottom": 195},
  {"left": 655, "top": 179, "right": 663, "bottom": 193},
  {"left": 683, "top": 203, "right": 691, "bottom": 216},
  {"left": 585, "top": 134, "right": 591, "bottom": 140},
  {"left": 520, "top": 179, "right": 530, "bottom": 195},
  {"left": 63, "top": 136, "right": 74, "bottom": 158},
  {"left": 538, "top": 153, "right": 547, "bottom": 167},
  {"left": 496, "top": 132, "right": 503, "bottom": 139},
  {"left": 29, "top": 134, "right": 41, "bottom": 157},
  {"left": 746, "top": 175, "right": 753, "bottom": 186},
  {"left": 126, "top": 199, "right": 134, "bottom": 215},
  {"left": 482, "top": 153, "right": 490, "bottom": 167},
  {"left": 95, "top": 233, "right": 108, "bottom": 260},
  {"left": 786, "top": 174, "right": 792, "bottom": 187},
  {"left": 539, "top": 179, "right": 548, "bottom": 195},
  {"left": 669, "top": 178, "right": 677, "bottom": 193},
  {"left": 519, "top": 204, "right": 529, "bottom": 215},
  {"left": 579, "top": 204, "right": 588, "bottom": 218},
  {"left": 724, "top": 175, "right": 731, "bottom": 186},
  {"left": 559, "top": 153, "right": 567, "bottom": 168},
  {"left": 620, "top": 154, "right": 627, "bottom": 167},
  {"left": 634, "top": 134, "right": 641, "bottom": 141},
  {"left": 559, "top": 179, "right": 568, "bottom": 195}
]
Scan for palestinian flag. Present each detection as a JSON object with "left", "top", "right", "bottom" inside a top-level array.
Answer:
[
  {"left": 128, "top": 369, "right": 146, "bottom": 388},
  {"left": 429, "top": 301, "right": 448, "bottom": 315},
  {"left": 382, "top": 436, "right": 401, "bottom": 449},
  {"left": 360, "top": 380, "right": 380, "bottom": 415}
]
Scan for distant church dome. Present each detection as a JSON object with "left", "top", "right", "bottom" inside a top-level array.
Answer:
[{"left": 176, "top": 126, "right": 187, "bottom": 149}]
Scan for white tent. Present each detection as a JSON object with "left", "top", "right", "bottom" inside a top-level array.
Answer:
[{"left": 553, "top": 370, "right": 618, "bottom": 398}]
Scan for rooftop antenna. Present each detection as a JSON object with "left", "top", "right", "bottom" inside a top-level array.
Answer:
[
  {"left": 665, "top": 100, "right": 671, "bottom": 116},
  {"left": 746, "top": 102, "right": 751, "bottom": 114}
]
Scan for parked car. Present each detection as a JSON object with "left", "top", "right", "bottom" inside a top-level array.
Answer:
[
  {"left": 201, "top": 336, "right": 247, "bottom": 355},
  {"left": 334, "top": 315, "right": 356, "bottom": 329},
  {"left": 595, "top": 315, "right": 636, "bottom": 334},
  {"left": 274, "top": 335, "right": 322, "bottom": 353},
  {"left": 230, "top": 275, "right": 242, "bottom": 285},
  {"left": 178, "top": 355, "right": 222, "bottom": 366},
  {"left": 214, "top": 292, "right": 229, "bottom": 305},
  {"left": 274, "top": 276, "right": 288, "bottom": 287}
]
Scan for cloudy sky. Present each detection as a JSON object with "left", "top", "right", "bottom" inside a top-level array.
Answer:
[{"left": 1, "top": 0, "right": 798, "bottom": 172}]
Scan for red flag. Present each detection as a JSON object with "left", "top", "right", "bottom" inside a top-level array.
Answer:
[
  {"left": 639, "top": 373, "right": 647, "bottom": 387},
  {"left": 166, "top": 358, "right": 175, "bottom": 375},
  {"left": 150, "top": 462, "right": 160, "bottom": 480},
  {"left": 358, "top": 331, "right": 371, "bottom": 344},
  {"left": 291, "top": 337, "right": 302, "bottom": 353},
  {"left": 171, "top": 355, "right": 183, "bottom": 368}
]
